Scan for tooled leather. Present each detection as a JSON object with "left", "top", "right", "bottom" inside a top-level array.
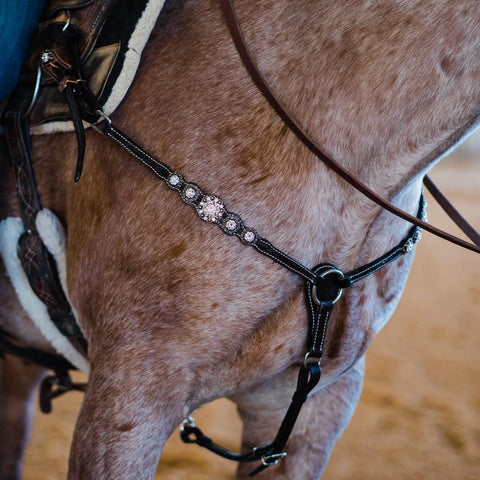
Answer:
[
  {"left": 43, "top": 0, "right": 96, "bottom": 19},
  {"left": 4, "top": 112, "right": 42, "bottom": 231},
  {"left": 74, "top": 0, "right": 118, "bottom": 61},
  {"left": 16, "top": 0, "right": 119, "bottom": 127},
  {"left": 3, "top": 112, "right": 88, "bottom": 356}
]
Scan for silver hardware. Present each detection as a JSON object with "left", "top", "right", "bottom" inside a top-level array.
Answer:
[
  {"left": 185, "top": 187, "right": 196, "bottom": 199},
  {"left": 62, "top": 11, "right": 72, "bottom": 32},
  {"left": 403, "top": 239, "right": 414, "bottom": 253},
  {"left": 311, "top": 268, "right": 345, "bottom": 307},
  {"left": 261, "top": 452, "right": 287, "bottom": 466},
  {"left": 91, "top": 110, "right": 112, "bottom": 133},
  {"left": 196, "top": 195, "right": 225, "bottom": 223},
  {"left": 243, "top": 229, "right": 256, "bottom": 243},
  {"left": 41, "top": 51, "right": 52, "bottom": 64},
  {"left": 226, "top": 219, "right": 237, "bottom": 231},
  {"left": 94, "top": 110, "right": 112, "bottom": 124},
  {"left": 180, "top": 183, "right": 201, "bottom": 204},
  {"left": 221, "top": 214, "right": 243, "bottom": 236},
  {"left": 180, "top": 416, "right": 196, "bottom": 431},
  {"left": 303, "top": 351, "right": 321, "bottom": 369},
  {"left": 414, "top": 229, "right": 422, "bottom": 242},
  {"left": 168, "top": 174, "right": 181, "bottom": 187},
  {"left": 24, "top": 64, "right": 42, "bottom": 118}
]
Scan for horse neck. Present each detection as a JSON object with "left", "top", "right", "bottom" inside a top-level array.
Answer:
[
  {"left": 233, "top": 0, "right": 480, "bottom": 193},
  {"left": 30, "top": 0, "right": 480, "bottom": 266}
]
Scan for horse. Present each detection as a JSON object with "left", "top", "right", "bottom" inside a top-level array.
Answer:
[{"left": 1, "top": 1, "right": 480, "bottom": 479}]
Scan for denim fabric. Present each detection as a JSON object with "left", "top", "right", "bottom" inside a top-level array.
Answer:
[{"left": 0, "top": 0, "right": 47, "bottom": 99}]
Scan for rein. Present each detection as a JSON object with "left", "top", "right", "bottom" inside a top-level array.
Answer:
[{"left": 1, "top": 0, "right": 480, "bottom": 476}]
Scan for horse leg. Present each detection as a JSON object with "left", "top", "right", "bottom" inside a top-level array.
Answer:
[
  {"left": 233, "top": 358, "right": 365, "bottom": 480},
  {"left": 68, "top": 349, "right": 187, "bottom": 480},
  {"left": 0, "top": 354, "right": 45, "bottom": 480}
]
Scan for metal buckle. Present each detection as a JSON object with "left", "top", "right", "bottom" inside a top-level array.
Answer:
[
  {"left": 91, "top": 109, "right": 112, "bottom": 133},
  {"left": 311, "top": 267, "right": 345, "bottom": 307},
  {"left": 261, "top": 452, "right": 287, "bottom": 466}
]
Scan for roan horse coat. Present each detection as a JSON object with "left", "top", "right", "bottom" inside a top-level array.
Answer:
[{"left": 1, "top": 1, "right": 480, "bottom": 479}]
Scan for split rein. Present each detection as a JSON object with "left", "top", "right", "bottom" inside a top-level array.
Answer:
[{"left": 5, "top": 0, "right": 480, "bottom": 476}]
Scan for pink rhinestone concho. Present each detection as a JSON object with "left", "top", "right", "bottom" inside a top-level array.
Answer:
[{"left": 196, "top": 195, "right": 225, "bottom": 223}]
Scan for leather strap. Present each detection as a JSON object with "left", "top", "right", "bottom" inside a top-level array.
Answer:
[
  {"left": 219, "top": 0, "right": 480, "bottom": 254},
  {"left": 3, "top": 111, "right": 88, "bottom": 357},
  {"left": 423, "top": 175, "right": 480, "bottom": 246},
  {"left": 0, "top": 327, "right": 76, "bottom": 372}
]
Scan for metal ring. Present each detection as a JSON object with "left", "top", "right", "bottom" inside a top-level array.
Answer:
[
  {"left": 311, "top": 268, "right": 345, "bottom": 307},
  {"left": 303, "top": 352, "right": 321, "bottom": 369},
  {"left": 94, "top": 109, "right": 112, "bottom": 124}
]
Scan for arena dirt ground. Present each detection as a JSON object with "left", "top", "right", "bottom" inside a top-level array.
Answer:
[{"left": 22, "top": 154, "right": 480, "bottom": 479}]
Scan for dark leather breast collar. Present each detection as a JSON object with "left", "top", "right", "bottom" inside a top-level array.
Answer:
[{"left": 1, "top": 0, "right": 479, "bottom": 475}]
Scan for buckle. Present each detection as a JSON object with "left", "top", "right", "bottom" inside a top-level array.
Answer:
[{"left": 261, "top": 452, "right": 287, "bottom": 466}]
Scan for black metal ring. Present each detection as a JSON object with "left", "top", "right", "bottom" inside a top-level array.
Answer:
[{"left": 311, "top": 268, "right": 345, "bottom": 307}]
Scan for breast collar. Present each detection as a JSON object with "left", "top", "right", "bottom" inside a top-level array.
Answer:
[{"left": 1, "top": 0, "right": 479, "bottom": 475}]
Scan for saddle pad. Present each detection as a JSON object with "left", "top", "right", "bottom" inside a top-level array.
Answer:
[
  {"left": 31, "top": 0, "right": 166, "bottom": 135},
  {"left": 0, "top": 212, "right": 89, "bottom": 371}
]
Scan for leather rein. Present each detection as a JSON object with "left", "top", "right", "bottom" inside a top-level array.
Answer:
[{"left": 2, "top": 0, "right": 480, "bottom": 475}]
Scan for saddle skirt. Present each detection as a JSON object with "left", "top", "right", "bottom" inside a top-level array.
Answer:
[{"left": 13, "top": 0, "right": 167, "bottom": 135}]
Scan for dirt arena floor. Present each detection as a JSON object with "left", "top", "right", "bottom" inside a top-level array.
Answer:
[{"left": 22, "top": 154, "right": 480, "bottom": 479}]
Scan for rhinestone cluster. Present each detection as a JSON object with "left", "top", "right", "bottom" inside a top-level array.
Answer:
[
  {"left": 221, "top": 214, "right": 243, "bottom": 236},
  {"left": 197, "top": 195, "right": 225, "bottom": 223},
  {"left": 185, "top": 187, "right": 197, "bottom": 199},
  {"left": 165, "top": 172, "right": 259, "bottom": 246},
  {"left": 180, "top": 183, "right": 200, "bottom": 204},
  {"left": 243, "top": 230, "right": 256, "bottom": 243},
  {"left": 168, "top": 174, "right": 181, "bottom": 187},
  {"left": 404, "top": 198, "right": 427, "bottom": 253}
]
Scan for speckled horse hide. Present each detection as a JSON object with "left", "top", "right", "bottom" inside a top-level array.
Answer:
[{"left": 1, "top": 1, "right": 480, "bottom": 480}]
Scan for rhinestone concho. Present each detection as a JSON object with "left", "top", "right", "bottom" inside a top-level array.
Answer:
[{"left": 197, "top": 195, "right": 225, "bottom": 223}]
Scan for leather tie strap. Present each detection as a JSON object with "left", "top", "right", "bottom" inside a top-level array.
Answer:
[{"left": 219, "top": 0, "right": 480, "bottom": 254}]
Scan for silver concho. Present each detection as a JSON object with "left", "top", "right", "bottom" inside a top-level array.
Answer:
[
  {"left": 243, "top": 229, "right": 256, "bottom": 243},
  {"left": 185, "top": 187, "right": 197, "bottom": 199},
  {"left": 180, "top": 183, "right": 201, "bottom": 204},
  {"left": 404, "top": 239, "right": 414, "bottom": 253},
  {"left": 221, "top": 214, "right": 243, "bottom": 235},
  {"left": 197, "top": 195, "right": 225, "bottom": 223},
  {"left": 168, "top": 174, "right": 181, "bottom": 187},
  {"left": 41, "top": 51, "right": 52, "bottom": 64},
  {"left": 226, "top": 219, "right": 237, "bottom": 231}
]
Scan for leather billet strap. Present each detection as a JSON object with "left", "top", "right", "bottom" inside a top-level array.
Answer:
[{"left": 219, "top": 0, "right": 480, "bottom": 254}]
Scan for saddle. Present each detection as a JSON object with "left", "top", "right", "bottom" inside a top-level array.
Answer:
[
  {"left": 0, "top": 0, "right": 168, "bottom": 376},
  {"left": 6, "top": 0, "right": 168, "bottom": 134}
]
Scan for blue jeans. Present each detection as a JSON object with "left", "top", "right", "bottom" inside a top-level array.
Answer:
[{"left": 0, "top": 0, "right": 47, "bottom": 99}]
